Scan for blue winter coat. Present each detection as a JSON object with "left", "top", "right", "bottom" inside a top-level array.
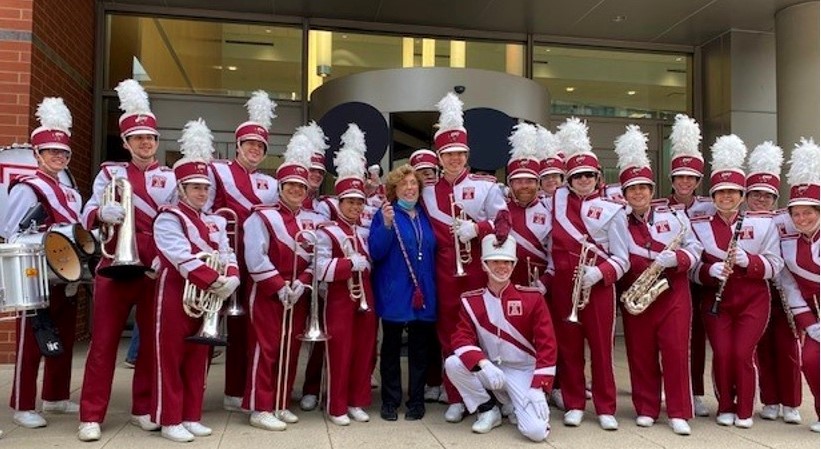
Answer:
[{"left": 368, "top": 203, "right": 437, "bottom": 322}]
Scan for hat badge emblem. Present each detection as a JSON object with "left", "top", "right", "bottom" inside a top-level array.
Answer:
[
  {"left": 761, "top": 174, "right": 772, "bottom": 181},
  {"left": 798, "top": 185, "right": 809, "bottom": 194},
  {"left": 681, "top": 157, "right": 692, "bottom": 164},
  {"left": 135, "top": 115, "right": 148, "bottom": 124},
  {"left": 449, "top": 131, "right": 461, "bottom": 140},
  {"left": 632, "top": 167, "right": 641, "bottom": 175},
  {"left": 256, "top": 126, "right": 265, "bottom": 134},
  {"left": 53, "top": 131, "right": 64, "bottom": 139},
  {"left": 576, "top": 155, "right": 586, "bottom": 163},
  {"left": 721, "top": 172, "right": 731, "bottom": 179}
]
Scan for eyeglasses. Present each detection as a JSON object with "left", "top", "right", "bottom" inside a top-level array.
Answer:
[{"left": 571, "top": 172, "right": 597, "bottom": 180}]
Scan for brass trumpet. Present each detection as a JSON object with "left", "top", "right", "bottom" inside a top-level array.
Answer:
[
  {"left": 182, "top": 251, "right": 227, "bottom": 346},
  {"left": 98, "top": 177, "right": 149, "bottom": 280},
  {"left": 449, "top": 193, "right": 472, "bottom": 277},
  {"left": 214, "top": 207, "right": 244, "bottom": 317},
  {"left": 567, "top": 237, "right": 596, "bottom": 324},
  {"left": 526, "top": 256, "right": 541, "bottom": 288},
  {"left": 342, "top": 235, "right": 369, "bottom": 312}
]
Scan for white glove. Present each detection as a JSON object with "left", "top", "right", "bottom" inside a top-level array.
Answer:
[
  {"left": 277, "top": 285, "right": 292, "bottom": 306},
  {"left": 535, "top": 279, "right": 547, "bottom": 296},
  {"left": 211, "top": 275, "right": 240, "bottom": 300},
  {"left": 145, "top": 256, "right": 161, "bottom": 279},
  {"left": 734, "top": 249, "right": 750, "bottom": 268},
  {"left": 806, "top": 323, "right": 820, "bottom": 343},
  {"left": 99, "top": 202, "right": 125, "bottom": 224},
  {"left": 708, "top": 262, "right": 727, "bottom": 280},
  {"left": 477, "top": 360, "right": 506, "bottom": 390},
  {"left": 349, "top": 254, "right": 368, "bottom": 272},
  {"left": 656, "top": 249, "right": 678, "bottom": 268},
  {"left": 289, "top": 280, "right": 306, "bottom": 302},
  {"left": 581, "top": 266, "right": 603, "bottom": 290},
  {"left": 455, "top": 218, "right": 478, "bottom": 243},
  {"left": 525, "top": 388, "right": 549, "bottom": 421}
]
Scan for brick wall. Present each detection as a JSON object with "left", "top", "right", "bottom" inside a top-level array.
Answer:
[{"left": 0, "top": 0, "right": 96, "bottom": 363}]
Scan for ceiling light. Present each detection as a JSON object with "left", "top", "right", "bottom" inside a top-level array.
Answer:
[
  {"left": 544, "top": 48, "right": 551, "bottom": 53},
  {"left": 212, "top": 65, "right": 223, "bottom": 70},
  {"left": 675, "top": 57, "right": 684, "bottom": 62},
  {"left": 265, "top": 29, "right": 271, "bottom": 33},
  {"left": 627, "top": 90, "right": 637, "bottom": 95},
  {"left": 565, "top": 87, "right": 575, "bottom": 92},
  {"left": 227, "top": 66, "right": 238, "bottom": 71},
  {"left": 612, "top": 15, "right": 627, "bottom": 22},
  {"left": 341, "top": 34, "right": 348, "bottom": 39}
]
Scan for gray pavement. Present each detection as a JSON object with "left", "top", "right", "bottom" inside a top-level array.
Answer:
[{"left": 0, "top": 337, "right": 818, "bottom": 448}]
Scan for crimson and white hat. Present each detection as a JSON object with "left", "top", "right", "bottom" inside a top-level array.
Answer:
[
  {"left": 235, "top": 90, "right": 276, "bottom": 149},
  {"left": 174, "top": 118, "right": 214, "bottom": 185},
  {"left": 333, "top": 123, "right": 367, "bottom": 200},
  {"left": 434, "top": 92, "right": 469, "bottom": 154},
  {"left": 745, "top": 141, "right": 783, "bottom": 197},
  {"left": 293, "top": 121, "right": 329, "bottom": 173},
  {"left": 31, "top": 97, "right": 72, "bottom": 153},
  {"left": 410, "top": 149, "right": 438, "bottom": 171},
  {"left": 310, "top": 152, "right": 327, "bottom": 172},
  {"left": 709, "top": 134, "right": 747, "bottom": 195},
  {"left": 669, "top": 114, "right": 704, "bottom": 178},
  {"left": 786, "top": 138, "right": 820, "bottom": 207},
  {"left": 278, "top": 132, "right": 314, "bottom": 186},
  {"left": 506, "top": 123, "right": 543, "bottom": 181},
  {"left": 614, "top": 124, "right": 654, "bottom": 189},
  {"left": 535, "top": 125, "right": 565, "bottom": 177},
  {"left": 115, "top": 79, "right": 159, "bottom": 138},
  {"left": 481, "top": 234, "right": 517, "bottom": 262},
  {"left": 558, "top": 117, "right": 598, "bottom": 177}
]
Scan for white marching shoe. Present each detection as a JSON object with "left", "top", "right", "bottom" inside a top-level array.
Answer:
[
  {"left": 782, "top": 406, "right": 802, "bottom": 424},
  {"left": 471, "top": 406, "right": 502, "bottom": 434},
  {"left": 716, "top": 413, "right": 735, "bottom": 426},
  {"left": 250, "top": 411, "right": 286, "bottom": 431},
  {"left": 161, "top": 424, "right": 194, "bottom": 443},
  {"left": 182, "top": 421, "right": 212, "bottom": 436},
  {"left": 13, "top": 410, "right": 47, "bottom": 428},
  {"left": 734, "top": 417, "right": 753, "bottom": 428},
  {"left": 329, "top": 414, "right": 350, "bottom": 426},
  {"left": 444, "top": 403, "right": 466, "bottom": 423},
  {"left": 759, "top": 404, "right": 779, "bottom": 420},
  {"left": 43, "top": 400, "right": 80, "bottom": 414},
  {"left": 131, "top": 414, "right": 160, "bottom": 431},
  {"left": 300, "top": 394, "right": 318, "bottom": 411},
  {"left": 438, "top": 388, "right": 449, "bottom": 404},
  {"left": 275, "top": 409, "right": 299, "bottom": 423},
  {"left": 348, "top": 407, "right": 370, "bottom": 422},
  {"left": 598, "top": 414, "right": 619, "bottom": 430},
  {"left": 563, "top": 409, "right": 584, "bottom": 427},
  {"left": 223, "top": 395, "right": 243, "bottom": 412},
  {"left": 669, "top": 418, "right": 691, "bottom": 435},
  {"left": 550, "top": 389, "right": 565, "bottom": 411},
  {"left": 693, "top": 396, "right": 709, "bottom": 417},
  {"left": 78, "top": 422, "right": 101, "bottom": 441},
  {"left": 424, "top": 385, "right": 441, "bottom": 402},
  {"left": 810, "top": 421, "right": 820, "bottom": 432},
  {"left": 635, "top": 415, "right": 654, "bottom": 427}
]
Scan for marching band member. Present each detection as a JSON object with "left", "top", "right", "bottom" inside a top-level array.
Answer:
[
  {"left": 420, "top": 92, "right": 509, "bottom": 423},
  {"left": 206, "top": 90, "right": 278, "bottom": 412},
  {"left": 615, "top": 125, "right": 701, "bottom": 436},
  {"left": 548, "top": 117, "right": 629, "bottom": 430},
  {"left": 746, "top": 142, "right": 802, "bottom": 424},
  {"left": 690, "top": 135, "right": 783, "bottom": 429},
  {"left": 78, "top": 79, "right": 177, "bottom": 441},
  {"left": 409, "top": 148, "right": 439, "bottom": 186},
  {"left": 663, "top": 114, "right": 715, "bottom": 416},
  {"left": 777, "top": 138, "right": 820, "bottom": 433},
  {"left": 314, "top": 124, "right": 378, "bottom": 425},
  {"left": 150, "top": 119, "right": 239, "bottom": 442},
  {"left": 302, "top": 122, "right": 330, "bottom": 211},
  {"left": 3, "top": 98, "right": 81, "bottom": 429},
  {"left": 366, "top": 164, "right": 386, "bottom": 208},
  {"left": 242, "top": 132, "right": 325, "bottom": 430},
  {"left": 536, "top": 125, "right": 564, "bottom": 198},
  {"left": 445, "top": 235, "right": 557, "bottom": 441}
]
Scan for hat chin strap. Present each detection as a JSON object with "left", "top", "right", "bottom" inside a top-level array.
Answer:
[{"left": 482, "top": 260, "right": 515, "bottom": 284}]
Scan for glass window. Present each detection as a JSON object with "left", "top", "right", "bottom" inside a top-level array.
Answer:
[
  {"left": 533, "top": 45, "right": 690, "bottom": 119},
  {"left": 106, "top": 15, "right": 302, "bottom": 100}
]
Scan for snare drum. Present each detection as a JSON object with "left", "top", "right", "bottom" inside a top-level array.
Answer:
[
  {"left": 0, "top": 243, "right": 49, "bottom": 313},
  {"left": 11, "top": 230, "right": 83, "bottom": 283}
]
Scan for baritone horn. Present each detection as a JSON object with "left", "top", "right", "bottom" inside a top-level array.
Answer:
[
  {"left": 567, "top": 237, "right": 596, "bottom": 324},
  {"left": 342, "top": 235, "right": 368, "bottom": 312},
  {"left": 214, "top": 207, "right": 244, "bottom": 317},
  {"left": 449, "top": 193, "right": 472, "bottom": 277},
  {"left": 97, "top": 177, "right": 149, "bottom": 280},
  {"left": 182, "top": 251, "right": 227, "bottom": 346}
]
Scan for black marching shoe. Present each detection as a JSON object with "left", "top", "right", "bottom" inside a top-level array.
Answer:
[
  {"left": 380, "top": 405, "right": 399, "bottom": 421},
  {"left": 404, "top": 407, "right": 425, "bottom": 421}
]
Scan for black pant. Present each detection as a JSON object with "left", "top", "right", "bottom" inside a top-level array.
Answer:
[{"left": 380, "top": 320, "right": 436, "bottom": 410}]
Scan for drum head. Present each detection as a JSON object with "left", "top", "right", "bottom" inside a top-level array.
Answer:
[
  {"left": 44, "top": 232, "right": 81, "bottom": 282},
  {"left": 73, "top": 226, "right": 98, "bottom": 256}
]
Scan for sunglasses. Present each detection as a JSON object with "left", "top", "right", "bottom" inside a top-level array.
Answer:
[{"left": 570, "top": 172, "right": 597, "bottom": 180}]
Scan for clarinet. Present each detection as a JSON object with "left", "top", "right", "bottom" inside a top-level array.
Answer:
[{"left": 710, "top": 212, "right": 746, "bottom": 315}]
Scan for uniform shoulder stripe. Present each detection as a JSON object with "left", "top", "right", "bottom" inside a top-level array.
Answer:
[
  {"left": 461, "top": 288, "right": 485, "bottom": 298},
  {"left": 514, "top": 285, "right": 540, "bottom": 293},
  {"left": 651, "top": 198, "right": 669, "bottom": 207},
  {"left": 690, "top": 215, "right": 712, "bottom": 222},
  {"left": 780, "top": 232, "right": 800, "bottom": 240},
  {"left": 100, "top": 161, "right": 127, "bottom": 168},
  {"left": 159, "top": 166, "right": 173, "bottom": 172},
  {"left": 212, "top": 159, "right": 230, "bottom": 165},
  {"left": 468, "top": 174, "right": 498, "bottom": 182},
  {"left": 251, "top": 204, "right": 278, "bottom": 212},
  {"left": 695, "top": 196, "right": 712, "bottom": 203},
  {"left": 745, "top": 211, "right": 774, "bottom": 218}
]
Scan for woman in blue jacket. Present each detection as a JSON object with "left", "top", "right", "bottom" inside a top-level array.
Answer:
[{"left": 369, "top": 164, "right": 437, "bottom": 422}]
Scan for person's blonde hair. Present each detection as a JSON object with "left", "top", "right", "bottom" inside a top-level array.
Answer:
[{"left": 385, "top": 164, "right": 424, "bottom": 202}]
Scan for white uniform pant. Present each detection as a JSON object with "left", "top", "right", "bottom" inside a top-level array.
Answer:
[{"left": 445, "top": 355, "right": 550, "bottom": 442}]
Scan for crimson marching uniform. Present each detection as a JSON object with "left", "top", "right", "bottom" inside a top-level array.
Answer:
[
  {"left": 5, "top": 170, "right": 82, "bottom": 412},
  {"left": 506, "top": 197, "right": 551, "bottom": 287},
  {"left": 691, "top": 211, "right": 783, "bottom": 420},
  {"left": 242, "top": 202, "right": 324, "bottom": 412},
  {"left": 79, "top": 160, "right": 176, "bottom": 424},
  {"left": 151, "top": 202, "right": 238, "bottom": 425},
  {"left": 548, "top": 186, "right": 629, "bottom": 414},
  {"left": 621, "top": 205, "right": 701, "bottom": 420}
]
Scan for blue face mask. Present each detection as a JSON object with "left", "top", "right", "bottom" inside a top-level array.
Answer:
[{"left": 397, "top": 198, "right": 417, "bottom": 211}]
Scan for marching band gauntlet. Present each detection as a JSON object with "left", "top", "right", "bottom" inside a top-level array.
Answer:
[
  {"left": 288, "top": 280, "right": 306, "bottom": 302},
  {"left": 581, "top": 266, "right": 603, "bottom": 290},
  {"left": 211, "top": 276, "right": 240, "bottom": 300},
  {"left": 277, "top": 285, "right": 292, "bottom": 305},
  {"left": 734, "top": 249, "right": 750, "bottom": 268},
  {"left": 99, "top": 202, "right": 125, "bottom": 224},
  {"left": 477, "top": 359, "right": 506, "bottom": 390},
  {"left": 708, "top": 262, "right": 727, "bottom": 280},
  {"left": 349, "top": 254, "right": 368, "bottom": 272},
  {"left": 455, "top": 218, "right": 478, "bottom": 243},
  {"left": 656, "top": 250, "right": 678, "bottom": 268}
]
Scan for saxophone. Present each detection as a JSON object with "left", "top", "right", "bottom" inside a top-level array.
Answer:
[{"left": 621, "top": 211, "right": 687, "bottom": 315}]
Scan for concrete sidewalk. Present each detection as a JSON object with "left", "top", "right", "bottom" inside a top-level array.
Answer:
[{"left": 0, "top": 337, "right": 817, "bottom": 448}]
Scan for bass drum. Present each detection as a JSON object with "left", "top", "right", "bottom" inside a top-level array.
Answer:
[
  {"left": 10, "top": 230, "right": 82, "bottom": 283},
  {"left": 0, "top": 243, "right": 49, "bottom": 313}
]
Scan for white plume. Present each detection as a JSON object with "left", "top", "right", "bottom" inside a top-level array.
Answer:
[
  {"left": 283, "top": 133, "right": 315, "bottom": 168},
  {"left": 335, "top": 123, "right": 367, "bottom": 178},
  {"left": 748, "top": 141, "right": 783, "bottom": 175},
  {"left": 177, "top": 118, "right": 214, "bottom": 162},
  {"left": 435, "top": 92, "right": 464, "bottom": 130},
  {"left": 786, "top": 137, "right": 820, "bottom": 186},
  {"left": 710, "top": 134, "right": 747, "bottom": 171},
  {"left": 557, "top": 117, "right": 592, "bottom": 156},
  {"left": 536, "top": 125, "right": 561, "bottom": 158},
  {"left": 670, "top": 114, "right": 702, "bottom": 157},
  {"left": 36, "top": 97, "right": 72, "bottom": 133},
  {"left": 295, "top": 121, "right": 329, "bottom": 153},
  {"left": 508, "top": 123, "right": 543, "bottom": 160},
  {"left": 245, "top": 90, "right": 277, "bottom": 130},
  {"left": 114, "top": 79, "right": 151, "bottom": 114},
  {"left": 614, "top": 124, "right": 649, "bottom": 171}
]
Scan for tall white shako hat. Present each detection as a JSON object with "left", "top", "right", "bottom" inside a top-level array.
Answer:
[
  {"left": 409, "top": 148, "right": 438, "bottom": 171},
  {"left": 745, "top": 142, "right": 783, "bottom": 197},
  {"left": 709, "top": 134, "right": 747, "bottom": 195},
  {"left": 785, "top": 138, "right": 820, "bottom": 207},
  {"left": 558, "top": 117, "right": 597, "bottom": 177},
  {"left": 235, "top": 90, "right": 276, "bottom": 150},
  {"left": 433, "top": 92, "right": 468, "bottom": 155},
  {"left": 294, "top": 121, "right": 329, "bottom": 173},
  {"left": 614, "top": 124, "right": 653, "bottom": 189},
  {"left": 173, "top": 118, "right": 214, "bottom": 185},
  {"left": 481, "top": 234, "right": 517, "bottom": 262},
  {"left": 669, "top": 114, "right": 704, "bottom": 178},
  {"left": 507, "top": 123, "right": 544, "bottom": 181},
  {"left": 115, "top": 79, "right": 159, "bottom": 138},
  {"left": 278, "top": 130, "right": 314, "bottom": 187},
  {"left": 536, "top": 125, "right": 565, "bottom": 177},
  {"left": 31, "top": 97, "right": 72, "bottom": 153},
  {"left": 334, "top": 123, "right": 368, "bottom": 200}
]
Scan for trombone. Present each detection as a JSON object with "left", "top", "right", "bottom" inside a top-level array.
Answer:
[
  {"left": 449, "top": 193, "right": 472, "bottom": 277},
  {"left": 214, "top": 207, "right": 244, "bottom": 317},
  {"left": 342, "top": 235, "right": 369, "bottom": 312}
]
